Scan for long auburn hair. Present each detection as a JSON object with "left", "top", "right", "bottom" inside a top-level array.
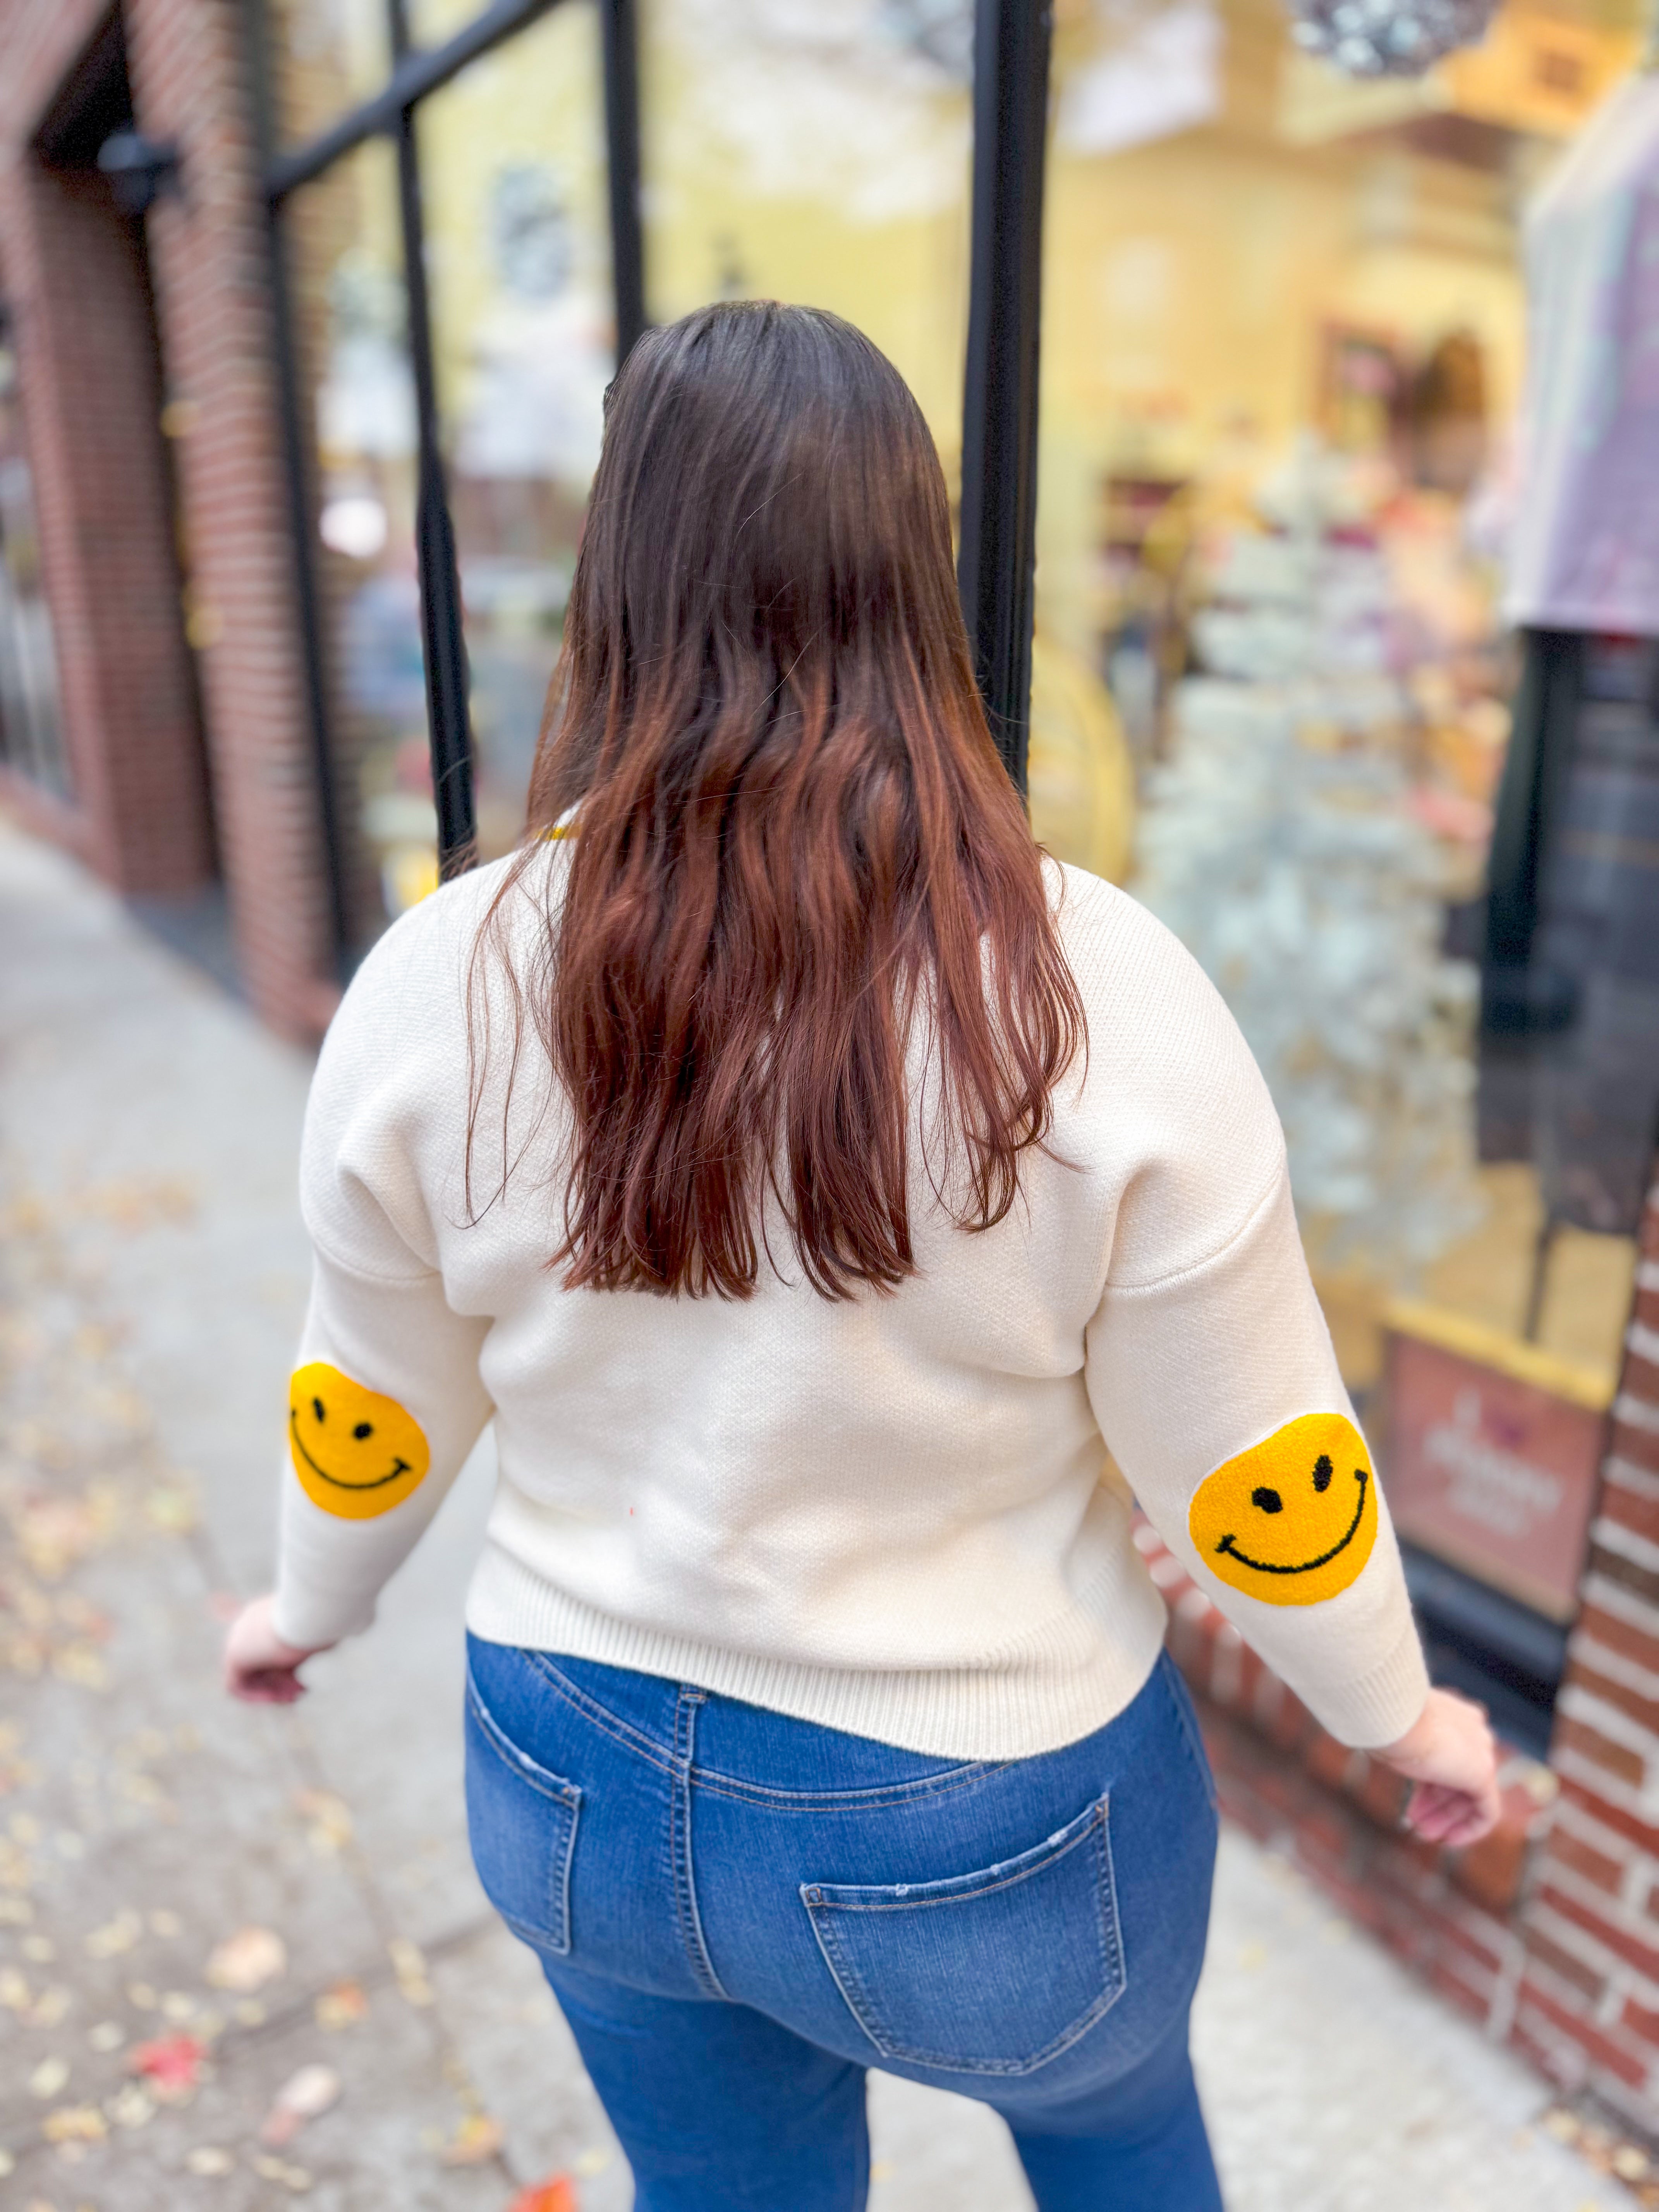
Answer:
[{"left": 469, "top": 301, "right": 1083, "bottom": 1299}]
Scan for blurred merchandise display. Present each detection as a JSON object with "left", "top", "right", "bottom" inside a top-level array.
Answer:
[{"left": 1136, "top": 439, "right": 1485, "bottom": 1286}]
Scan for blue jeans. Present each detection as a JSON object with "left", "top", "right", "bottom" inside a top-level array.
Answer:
[{"left": 464, "top": 1637, "right": 1223, "bottom": 2212}]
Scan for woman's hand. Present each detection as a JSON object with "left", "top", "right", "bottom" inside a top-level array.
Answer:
[
  {"left": 1374, "top": 1686, "right": 1502, "bottom": 1846},
  {"left": 223, "top": 1594, "right": 333, "bottom": 1705}
]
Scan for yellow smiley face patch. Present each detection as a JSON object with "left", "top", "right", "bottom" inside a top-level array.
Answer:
[
  {"left": 289, "top": 1362, "right": 430, "bottom": 1520},
  {"left": 1188, "top": 1412, "right": 1377, "bottom": 1606}
]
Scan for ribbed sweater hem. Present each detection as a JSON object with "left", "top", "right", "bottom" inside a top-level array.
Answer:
[{"left": 464, "top": 1541, "right": 1172, "bottom": 1761}]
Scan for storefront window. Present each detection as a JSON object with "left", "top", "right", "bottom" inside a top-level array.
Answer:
[
  {"left": 286, "top": 137, "right": 435, "bottom": 929},
  {"left": 638, "top": 0, "right": 974, "bottom": 479},
  {"left": 267, "top": 0, "right": 392, "bottom": 146},
  {"left": 417, "top": 0, "right": 612, "bottom": 859},
  {"left": 1033, "top": 0, "right": 1648, "bottom": 1742},
  {"left": 0, "top": 332, "right": 69, "bottom": 797}
]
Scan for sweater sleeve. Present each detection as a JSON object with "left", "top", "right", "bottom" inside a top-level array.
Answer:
[
  {"left": 1076, "top": 900, "right": 1430, "bottom": 1749},
  {"left": 270, "top": 897, "right": 495, "bottom": 1650}
]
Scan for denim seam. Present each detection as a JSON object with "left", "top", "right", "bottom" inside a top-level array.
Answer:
[
  {"left": 690, "top": 1760, "right": 1012, "bottom": 1813},
  {"left": 465, "top": 1673, "right": 581, "bottom": 1957},
  {"left": 802, "top": 1798, "right": 1128, "bottom": 2076},
  {"left": 517, "top": 1653, "right": 1012, "bottom": 1810},
  {"left": 671, "top": 1689, "right": 729, "bottom": 2001},
  {"left": 520, "top": 1650, "right": 679, "bottom": 1778},
  {"left": 1159, "top": 1655, "right": 1220, "bottom": 1814}
]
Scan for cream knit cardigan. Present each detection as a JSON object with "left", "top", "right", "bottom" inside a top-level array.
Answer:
[{"left": 273, "top": 847, "right": 1428, "bottom": 1759}]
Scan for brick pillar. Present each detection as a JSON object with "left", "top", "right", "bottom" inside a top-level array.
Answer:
[
  {"left": 120, "top": 0, "right": 341, "bottom": 1037},
  {"left": 1512, "top": 1183, "right": 1659, "bottom": 2118},
  {"left": 1133, "top": 1158, "right": 1659, "bottom": 2125},
  {"left": 0, "top": 149, "right": 213, "bottom": 894}
]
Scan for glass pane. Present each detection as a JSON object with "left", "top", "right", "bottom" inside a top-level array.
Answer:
[
  {"left": 417, "top": 0, "right": 613, "bottom": 859},
  {"left": 0, "top": 334, "right": 69, "bottom": 797},
  {"left": 407, "top": 0, "right": 498, "bottom": 43},
  {"left": 283, "top": 136, "right": 433, "bottom": 942},
  {"left": 638, "top": 0, "right": 974, "bottom": 482},
  {"left": 1032, "top": 0, "right": 1649, "bottom": 1696},
  {"left": 267, "top": 0, "right": 393, "bottom": 148}
]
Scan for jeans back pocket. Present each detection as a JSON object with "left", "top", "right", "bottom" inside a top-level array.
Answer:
[
  {"left": 801, "top": 1792, "right": 1124, "bottom": 2076},
  {"left": 464, "top": 1669, "right": 582, "bottom": 1957}
]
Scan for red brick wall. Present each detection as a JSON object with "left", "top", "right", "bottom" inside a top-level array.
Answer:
[
  {"left": 0, "top": 0, "right": 341, "bottom": 1036},
  {"left": 0, "top": 149, "right": 214, "bottom": 894},
  {"left": 1146, "top": 1175, "right": 1659, "bottom": 2126}
]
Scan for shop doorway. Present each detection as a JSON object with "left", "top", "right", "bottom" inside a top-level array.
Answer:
[{"left": 30, "top": 9, "right": 232, "bottom": 984}]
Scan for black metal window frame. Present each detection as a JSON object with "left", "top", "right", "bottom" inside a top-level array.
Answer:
[{"left": 244, "top": 0, "right": 1049, "bottom": 973}]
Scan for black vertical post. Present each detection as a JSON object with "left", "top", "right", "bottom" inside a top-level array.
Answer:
[
  {"left": 242, "top": 0, "right": 352, "bottom": 972},
  {"left": 388, "top": 0, "right": 476, "bottom": 877},
  {"left": 600, "top": 0, "right": 647, "bottom": 365},
  {"left": 957, "top": 0, "right": 1052, "bottom": 797}
]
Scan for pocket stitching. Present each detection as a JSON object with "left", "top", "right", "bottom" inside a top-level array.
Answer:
[
  {"left": 802, "top": 1795, "right": 1127, "bottom": 2076},
  {"left": 464, "top": 1674, "right": 583, "bottom": 1957},
  {"left": 696, "top": 1760, "right": 1012, "bottom": 1813},
  {"left": 467, "top": 1673, "right": 583, "bottom": 1810},
  {"left": 808, "top": 1804, "right": 1104, "bottom": 1913}
]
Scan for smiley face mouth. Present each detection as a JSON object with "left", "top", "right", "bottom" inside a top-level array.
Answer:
[
  {"left": 289, "top": 1413, "right": 413, "bottom": 1494},
  {"left": 1216, "top": 1468, "right": 1369, "bottom": 1577}
]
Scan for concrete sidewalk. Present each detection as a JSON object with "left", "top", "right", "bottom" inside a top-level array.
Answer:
[{"left": 0, "top": 812, "right": 1630, "bottom": 2211}]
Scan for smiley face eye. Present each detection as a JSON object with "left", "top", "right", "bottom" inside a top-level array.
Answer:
[
  {"left": 312, "top": 1397, "right": 326, "bottom": 1423},
  {"left": 1251, "top": 1486, "right": 1283, "bottom": 1513},
  {"left": 353, "top": 1422, "right": 373, "bottom": 1440},
  {"left": 1312, "top": 1454, "right": 1333, "bottom": 1493}
]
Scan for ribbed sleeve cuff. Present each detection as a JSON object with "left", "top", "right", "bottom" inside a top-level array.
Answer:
[
  {"left": 271, "top": 1576, "right": 377, "bottom": 1654},
  {"left": 1293, "top": 1615, "right": 1432, "bottom": 1751}
]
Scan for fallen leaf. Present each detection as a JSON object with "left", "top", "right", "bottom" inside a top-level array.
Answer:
[
  {"left": 144, "top": 1486, "right": 197, "bottom": 1535},
  {"left": 42, "top": 2106, "right": 105, "bottom": 2145},
  {"left": 128, "top": 2033, "right": 206, "bottom": 2099},
  {"left": 29, "top": 2057, "right": 69, "bottom": 2099},
  {"left": 204, "top": 1926, "right": 285, "bottom": 1993},
  {"left": 185, "top": 2147, "right": 235, "bottom": 2177},
  {"left": 16, "top": 1498, "right": 103, "bottom": 1579},
  {"left": 105, "top": 2083, "right": 155, "bottom": 2130},
  {"left": 88, "top": 2022, "right": 124, "bottom": 2053},
  {"left": 295, "top": 1790, "right": 352, "bottom": 1855},
  {"left": 509, "top": 2178, "right": 577, "bottom": 2212},
  {"left": 84, "top": 1909, "right": 143, "bottom": 1959},
  {"left": 252, "top": 2152, "right": 313, "bottom": 2192},
  {"left": 259, "top": 2063, "right": 341, "bottom": 2147},
  {"left": 388, "top": 1935, "right": 433, "bottom": 2006},
  {"left": 438, "top": 2113, "right": 503, "bottom": 2167},
  {"left": 314, "top": 1980, "right": 368, "bottom": 2029},
  {"left": 50, "top": 1644, "right": 109, "bottom": 1692},
  {"left": 125, "top": 1982, "right": 158, "bottom": 2010},
  {"left": 0, "top": 1967, "right": 28, "bottom": 2009},
  {"left": 1616, "top": 2145, "right": 1652, "bottom": 2181}
]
